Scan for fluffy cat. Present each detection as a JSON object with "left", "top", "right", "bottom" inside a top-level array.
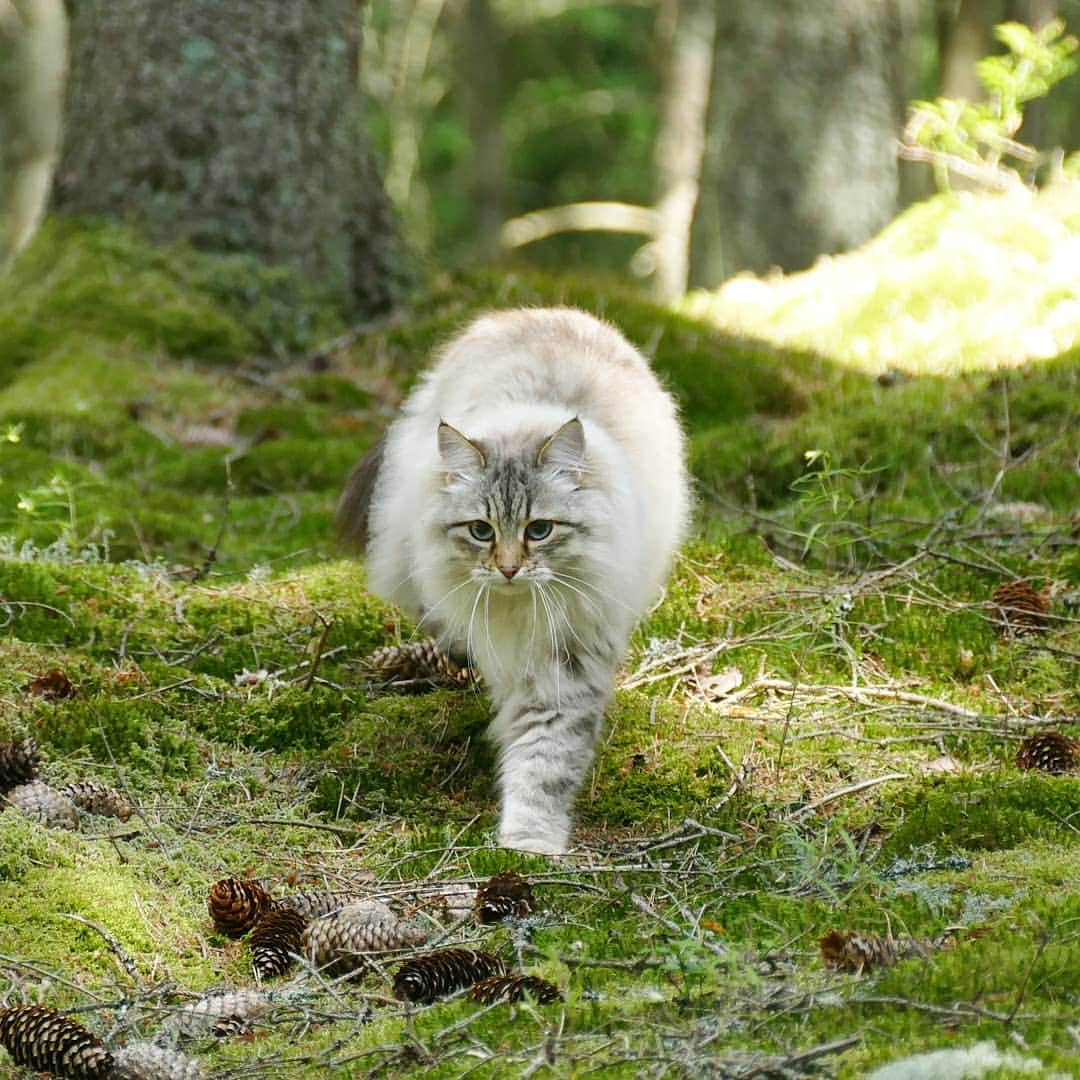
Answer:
[{"left": 339, "top": 308, "right": 690, "bottom": 854}]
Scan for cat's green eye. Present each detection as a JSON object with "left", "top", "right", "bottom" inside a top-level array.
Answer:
[
  {"left": 468, "top": 520, "right": 495, "bottom": 542},
  {"left": 525, "top": 519, "right": 554, "bottom": 541}
]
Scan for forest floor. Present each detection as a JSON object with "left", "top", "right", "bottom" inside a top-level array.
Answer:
[{"left": 0, "top": 187, "right": 1078, "bottom": 1079}]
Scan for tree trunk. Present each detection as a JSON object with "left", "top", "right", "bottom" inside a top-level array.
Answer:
[
  {"left": 0, "top": 0, "right": 66, "bottom": 269},
  {"left": 457, "top": 0, "right": 507, "bottom": 263},
  {"left": 651, "top": 0, "right": 716, "bottom": 302},
  {"left": 938, "top": 0, "right": 991, "bottom": 102},
  {"left": 1012, "top": 0, "right": 1058, "bottom": 151},
  {"left": 56, "top": 0, "right": 399, "bottom": 315},
  {"left": 691, "top": 0, "right": 918, "bottom": 283}
]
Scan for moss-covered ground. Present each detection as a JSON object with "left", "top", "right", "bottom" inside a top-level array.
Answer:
[{"left": 0, "top": 194, "right": 1077, "bottom": 1078}]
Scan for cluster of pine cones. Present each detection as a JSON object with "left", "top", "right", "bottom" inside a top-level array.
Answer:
[
  {"left": 0, "top": 871, "right": 558, "bottom": 1078},
  {"left": 0, "top": 736, "right": 132, "bottom": 829},
  {"left": 207, "top": 876, "right": 426, "bottom": 980},
  {"left": 205, "top": 869, "right": 558, "bottom": 1004},
  {"left": 207, "top": 867, "right": 559, "bottom": 1006}
]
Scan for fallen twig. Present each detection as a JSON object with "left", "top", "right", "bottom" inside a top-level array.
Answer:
[
  {"left": 725, "top": 678, "right": 984, "bottom": 720},
  {"left": 58, "top": 913, "right": 140, "bottom": 983},
  {"left": 788, "top": 773, "right": 908, "bottom": 819}
]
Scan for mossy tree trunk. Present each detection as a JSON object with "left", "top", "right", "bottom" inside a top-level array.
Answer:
[
  {"left": 691, "top": 0, "right": 918, "bottom": 283},
  {"left": 56, "top": 0, "right": 399, "bottom": 315}
]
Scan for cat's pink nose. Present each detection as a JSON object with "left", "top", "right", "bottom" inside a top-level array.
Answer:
[{"left": 499, "top": 564, "right": 519, "bottom": 580}]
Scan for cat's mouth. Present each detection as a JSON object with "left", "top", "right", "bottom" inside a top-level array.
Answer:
[{"left": 490, "top": 575, "right": 526, "bottom": 591}]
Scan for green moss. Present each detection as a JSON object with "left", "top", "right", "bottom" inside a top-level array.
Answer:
[
  {"left": 0, "top": 809, "right": 74, "bottom": 881},
  {"left": 0, "top": 219, "right": 253, "bottom": 365},
  {"left": 289, "top": 373, "right": 374, "bottom": 409},
  {"left": 314, "top": 692, "right": 495, "bottom": 820},
  {"left": 228, "top": 437, "right": 362, "bottom": 494},
  {"left": 30, "top": 695, "right": 206, "bottom": 777},
  {"left": 882, "top": 774, "right": 1080, "bottom": 855},
  {"left": 0, "top": 218, "right": 345, "bottom": 372},
  {"left": 0, "top": 858, "right": 213, "bottom": 987}
]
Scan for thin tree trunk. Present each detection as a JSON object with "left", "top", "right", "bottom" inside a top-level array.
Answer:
[
  {"left": 458, "top": 0, "right": 506, "bottom": 263},
  {"left": 383, "top": 0, "right": 448, "bottom": 245},
  {"left": 1014, "top": 0, "right": 1058, "bottom": 151},
  {"left": 57, "top": 0, "right": 399, "bottom": 314},
  {"left": 938, "top": 0, "right": 991, "bottom": 101},
  {"left": 651, "top": 0, "right": 716, "bottom": 302},
  {"left": 0, "top": 0, "right": 66, "bottom": 268}
]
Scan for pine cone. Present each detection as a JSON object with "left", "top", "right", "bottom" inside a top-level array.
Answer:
[
  {"left": 277, "top": 890, "right": 366, "bottom": 920},
  {"left": 26, "top": 667, "right": 77, "bottom": 699},
  {"left": 4, "top": 781, "right": 79, "bottom": 829},
  {"left": 990, "top": 581, "right": 1051, "bottom": 637},
  {"left": 165, "top": 990, "right": 270, "bottom": 1038},
  {"left": 818, "top": 930, "right": 932, "bottom": 973},
  {"left": 302, "top": 900, "right": 425, "bottom": 975},
  {"left": 474, "top": 870, "right": 536, "bottom": 924},
  {"left": 421, "top": 884, "right": 478, "bottom": 923},
  {"left": 470, "top": 974, "right": 562, "bottom": 1005},
  {"left": 0, "top": 1005, "right": 113, "bottom": 1078},
  {"left": 250, "top": 908, "right": 308, "bottom": 981},
  {"left": 363, "top": 640, "right": 471, "bottom": 687},
  {"left": 110, "top": 1041, "right": 206, "bottom": 1079},
  {"left": 393, "top": 948, "right": 507, "bottom": 1004},
  {"left": 207, "top": 878, "right": 274, "bottom": 936},
  {"left": 60, "top": 781, "right": 133, "bottom": 822},
  {"left": 1015, "top": 731, "right": 1080, "bottom": 774},
  {"left": 0, "top": 736, "right": 42, "bottom": 793}
]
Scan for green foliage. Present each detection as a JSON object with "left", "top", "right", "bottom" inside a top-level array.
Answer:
[
  {"left": 904, "top": 20, "right": 1079, "bottom": 189},
  {"left": 364, "top": 0, "right": 656, "bottom": 271},
  {"left": 684, "top": 184, "right": 1080, "bottom": 374}
]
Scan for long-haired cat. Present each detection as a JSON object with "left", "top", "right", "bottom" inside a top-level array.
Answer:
[{"left": 338, "top": 308, "right": 690, "bottom": 854}]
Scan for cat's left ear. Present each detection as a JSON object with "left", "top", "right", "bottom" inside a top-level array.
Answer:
[{"left": 537, "top": 417, "right": 586, "bottom": 478}]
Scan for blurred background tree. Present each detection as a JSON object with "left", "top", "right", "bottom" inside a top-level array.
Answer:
[
  {"left": 0, "top": 0, "right": 66, "bottom": 270},
  {"left": 54, "top": 0, "right": 399, "bottom": 314},
  {"left": 691, "top": 0, "right": 918, "bottom": 282},
  {"left": 364, "top": 0, "right": 1079, "bottom": 291}
]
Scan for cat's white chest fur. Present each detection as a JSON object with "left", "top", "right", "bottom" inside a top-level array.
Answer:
[{"left": 351, "top": 307, "right": 690, "bottom": 854}]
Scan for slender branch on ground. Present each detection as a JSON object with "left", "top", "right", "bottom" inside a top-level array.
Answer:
[{"left": 787, "top": 772, "right": 909, "bottom": 819}]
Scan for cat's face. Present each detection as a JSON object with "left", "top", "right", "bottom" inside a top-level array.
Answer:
[{"left": 432, "top": 418, "right": 590, "bottom": 592}]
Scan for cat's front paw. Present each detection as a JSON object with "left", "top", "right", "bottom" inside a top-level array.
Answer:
[{"left": 497, "top": 825, "right": 569, "bottom": 857}]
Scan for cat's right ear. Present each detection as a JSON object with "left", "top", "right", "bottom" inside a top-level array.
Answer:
[{"left": 438, "top": 421, "right": 486, "bottom": 478}]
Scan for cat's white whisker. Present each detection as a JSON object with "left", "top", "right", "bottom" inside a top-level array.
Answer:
[
  {"left": 464, "top": 581, "right": 485, "bottom": 670},
  {"left": 550, "top": 570, "right": 638, "bottom": 617},
  {"left": 411, "top": 575, "right": 480, "bottom": 646},
  {"left": 547, "top": 573, "right": 607, "bottom": 622},
  {"left": 525, "top": 581, "right": 540, "bottom": 680},
  {"left": 540, "top": 580, "right": 588, "bottom": 655},
  {"left": 532, "top": 581, "right": 556, "bottom": 703}
]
